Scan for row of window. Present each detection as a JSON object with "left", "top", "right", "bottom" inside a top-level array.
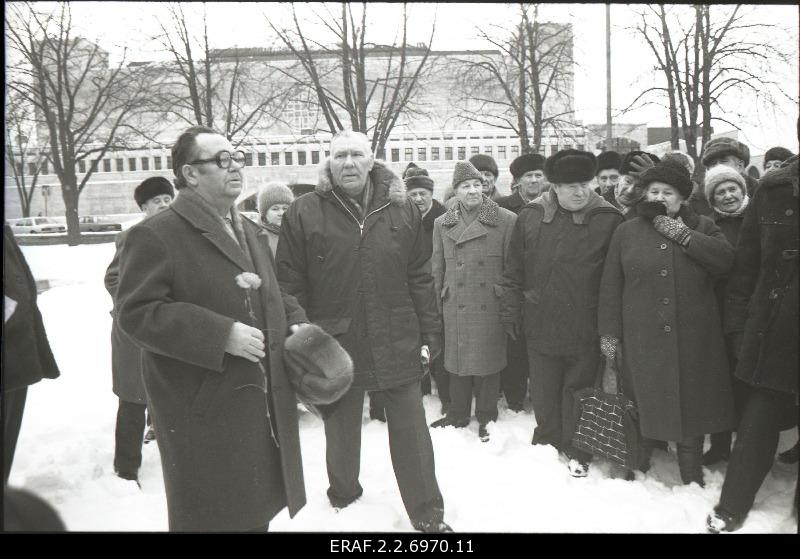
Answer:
[{"left": 13, "top": 143, "right": 587, "bottom": 177}]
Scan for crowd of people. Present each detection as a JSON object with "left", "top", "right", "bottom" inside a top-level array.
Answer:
[{"left": 2, "top": 125, "right": 797, "bottom": 534}]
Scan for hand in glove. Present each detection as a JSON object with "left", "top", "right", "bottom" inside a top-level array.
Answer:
[
  {"left": 422, "top": 332, "right": 444, "bottom": 362},
  {"left": 600, "top": 335, "right": 619, "bottom": 360},
  {"left": 627, "top": 154, "right": 657, "bottom": 179},
  {"left": 653, "top": 215, "right": 692, "bottom": 246},
  {"left": 503, "top": 320, "right": 521, "bottom": 341}
]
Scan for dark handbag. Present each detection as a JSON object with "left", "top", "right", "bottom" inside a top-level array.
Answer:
[{"left": 571, "top": 354, "right": 645, "bottom": 471}]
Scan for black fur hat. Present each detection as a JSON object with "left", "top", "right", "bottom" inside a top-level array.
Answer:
[
  {"left": 637, "top": 159, "right": 694, "bottom": 199},
  {"left": 284, "top": 324, "right": 354, "bottom": 406},
  {"left": 544, "top": 149, "right": 597, "bottom": 184},
  {"left": 596, "top": 151, "right": 622, "bottom": 174},
  {"left": 134, "top": 176, "right": 175, "bottom": 207},
  {"left": 469, "top": 154, "right": 499, "bottom": 178},
  {"left": 509, "top": 153, "right": 546, "bottom": 180}
]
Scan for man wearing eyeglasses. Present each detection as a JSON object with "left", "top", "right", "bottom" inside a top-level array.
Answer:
[
  {"left": 116, "top": 126, "right": 309, "bottom": 532},
  {"left": 276, "top": 130, "right": 451, "bottom": 533}
]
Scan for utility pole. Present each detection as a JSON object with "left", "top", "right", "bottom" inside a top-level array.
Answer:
[{"left": 605, "top": 4, "right": 613, "bottom": 152}]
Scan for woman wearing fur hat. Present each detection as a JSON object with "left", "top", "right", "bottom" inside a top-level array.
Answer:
[
  {"left": 598, "top": 160, "right": 736, "bottom": 486},
  {"left": 699, "top": 166, "right": 751, "bottom": 466},
  {"left": 429, "top": 161, "right": 517, "bottom": 442},
  {"left": 499, "top": 149, "right": 623, "bottom": 476},
  {"left": 256, "top": 182, "right": 294, "bottom": 256}
]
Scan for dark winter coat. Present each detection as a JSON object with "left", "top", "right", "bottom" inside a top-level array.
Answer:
[
  {"left": 497, "top": 190, "right": 531, "bottom": 215},
  {"left": 276, "top": 160, "right": 441, "bottom": 392},
  {"left": 598, "top": 205, "right": 736, "bottom": 441},
  {"left": 104, "top": 228, "right": 146, "bottom": 404},
  {"left": 432, "top": 197, "right": 516, "bottom": 376},
  {"left": 499, "top": 190, "right": 623, "bottom": 356},
  {"left": 421, "top": 198, "right": 447, "bottom": 260},
  {"left": 724, "top": 156, "right": 798, "bottom": 397},
  {"left": 2, "top": 224, "right": 60, "bottom": 391},
  {"left": 710, "top": 203, "right": 747, "bottom": 312},
  {"left": 117, "top": 187, "right": 308, "bottom": 532}
]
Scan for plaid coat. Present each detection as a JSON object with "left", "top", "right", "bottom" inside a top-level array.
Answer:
[{"left": 432, "top": 197, "right": 516, "bottom": 376}]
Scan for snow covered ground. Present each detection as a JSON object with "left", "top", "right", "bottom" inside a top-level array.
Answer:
[{"left": 9, "top": 242, "right": 798, "bottom": 533}]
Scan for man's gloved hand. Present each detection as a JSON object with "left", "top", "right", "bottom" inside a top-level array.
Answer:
[
  {"left": 627, "top": 154, "right": 657, "bottom": 179},
  {"left": 422, "top": 332, "right": 444, "bottom": 362},
  {"left": 653, "top": 215, "right": 692, "bottom": 246},
  {"left": 503, "top": 321, "right": 521, "bottom": 341},
  {"left": 600, "top": 335, "right": 619, "bottom": 361}
]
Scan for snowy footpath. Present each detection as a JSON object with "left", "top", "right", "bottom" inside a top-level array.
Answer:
[{"left": 9, "top": 243, "right": 798, "bottom": 533}]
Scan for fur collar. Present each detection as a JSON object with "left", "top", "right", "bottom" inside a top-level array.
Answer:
[
  {"left": 316, "top": 159, "right": 408, "bottom": 207},
  {"left": 441, "top": 195, "right": 500, "bottom": 227},
  {"left": 759, "top": 155, "right": 799, "bottom": 197}
]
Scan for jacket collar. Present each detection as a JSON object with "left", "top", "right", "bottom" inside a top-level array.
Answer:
[
  {"left": 441, "top": 195, "right": 500, "bottom": 227},
  {"left": 534, "top": 189, "right": 617, "bottom": 224},
  {"left": 759, "top": 155, "right": 799, "bottom": 197},
  {"left": 316, "top": 159, "right": 408, "bottom": 208}
]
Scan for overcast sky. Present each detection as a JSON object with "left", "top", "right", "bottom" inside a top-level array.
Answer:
[{"left": 16, "top": 2, "right": 800, "bottom": 155}]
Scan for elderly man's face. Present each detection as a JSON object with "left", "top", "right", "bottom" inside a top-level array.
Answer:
[
  {"left": 141, "top": 194, "right": 173, "bottom": 218},
  {"left": 615, "top": 174, "right": 639, "bottom": 207},
  {"left": 707, "top": 155, "right": 745, "bottom": 173},
  {"left": 407, "top": 187, "right": 433, "bottom": 213},
  {"left": 185, "top": 133, "right": 244, "bottom": 207},
  {"left": 596, "top": 169, "right": 620, "bottom": 193},
  {"left": 518, "top": 169, "right": 546, "bottom": 199},
  {"left": 553, "top": 181, "right": 593, "bottom": 211},
  {"left": 479, "top": 171, "right": 496, "bottom": 195},
  {"left": 330, "top": 135, "right": 374, "bottom": 196}
]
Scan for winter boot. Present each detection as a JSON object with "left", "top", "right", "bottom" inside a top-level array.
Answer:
[
  {"left": 114, "top": 469, "right": 141, "bottom": 489},
  {"left": 706, "top": 506, "right": 745, "bottom": 533},
  {"left": 430, "top": 417, "right": 468, "bottom": 429},
  {"left": 703, "top": 431, "right": 732, "bottom": 465},
  {"left": 677, "top": 440, "right": 705, "bottom": 487},
  {"left": 778, "top": 442, "right": 799, "bottom": 464},
  {"left": 143, "top": 426, "right": 156, "bottom": 445},
  {"left": 567, "top": 458, "right": 589, "bottom": 478},
  {"left": 478, "top": 423, "right": 490, "bottom": 442},
  {"left": 412, "top": 519, "right": 453, "bottom": 533}
]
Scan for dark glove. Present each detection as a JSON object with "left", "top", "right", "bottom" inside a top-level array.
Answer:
[
  {"left": 600, "top": 335, "right": 619, "bottom": 361},
  {"left": 503, "top": 321, "right": 520, "bottom": 341},
  {"left": 422, "top": 331, "right": 443, "bottom": 362},
  {"left": 653, "top": 215, "right": 691, "bottom": 246},
  {"left": 627, "top": 154, "right": 657, "bottom": 179}
]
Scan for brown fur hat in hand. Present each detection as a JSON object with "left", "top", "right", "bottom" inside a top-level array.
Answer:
[{"left": 284, "top": 324, "right": 354, "bottom": 406}]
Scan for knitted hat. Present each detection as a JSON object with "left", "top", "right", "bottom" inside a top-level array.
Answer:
[
  {"left": 638, "top": 159, "right": 694, "bottom": 198},
  {"left": 763, "top": 146, "right": 794, "bottom": 167},
  {"left": 405, "top": 166, "right": 434, "bottom": 192},
  {"left": 703, "top": 165, "right": 747, "bottom": 203},
  {"left": 509, "top": 153, "right": 546, "bottom": 180},
  {"left": 469, "top": 154, "right": 499, "bottom": 178},
  {"left": 257, "top": 183, "right": 294, "bottom": 222},
  {"left": 701, "top": 137, "right": 750, "bottom": 167},
  {"left": 619, "top": 151, "right": 661, "bottom": 177},
  {"left": 134, "top": 176, "right": 175, "bottom": 207},
  {"left": 544, "top": 149, "right": 596, "bottom": 184},
  {"left": 596, "top": 151, "right": 622, "bottom": 174},
  {"left": 451, "top": 160, "right": 483, "bottom": 187}
]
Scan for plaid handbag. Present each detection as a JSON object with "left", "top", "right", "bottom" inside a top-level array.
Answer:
[{"left": 571, "top": 354, "right": 644, "bottom": 471}]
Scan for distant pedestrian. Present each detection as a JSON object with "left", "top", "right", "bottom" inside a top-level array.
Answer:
[
  {"left": 256, "top": 182, "right": 294, "bottom": 257},
  {"left": 469, "top": 154, "right": 503, "bottom": 202}
]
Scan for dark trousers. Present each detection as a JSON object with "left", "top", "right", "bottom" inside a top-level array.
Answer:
[
  {"left": 430, "top": 354, "right": 450, "bottom": 405},
  {"left": 708, "top": 353, "right": 749, "bottom": 453},
  {"left": 447, "top": 372, "right": 501, "bottom": 424},
  {"left": 718, "top": 388, "right": 798, "bottom": 516},
  {"left": 324, "top": 381, "right": 444, "bottom": 524},
  {"left": 114, "top": 399, "right": 147, "bottom": 476},
  {"left": 501, "top": 335, "right": 529, "bottom": 408},
  {"left": 3, "top": 387, "right": 28, "bottom": 484},
  {"left": 527, "top": 347, "right": 598, "bottom": 461},
  {"left": 675, "top": 436, "right": 704, "bottom": 485}
]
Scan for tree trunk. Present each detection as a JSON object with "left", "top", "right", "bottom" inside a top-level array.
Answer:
[{"left": 61, "top": 177, "right": 81, "bottom": 246}]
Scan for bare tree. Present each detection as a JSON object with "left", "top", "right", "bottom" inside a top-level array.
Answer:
[
  {"left": 451, "top": 4, "right": 576, "bottom": 154},
  {"left": 6, "top": 2, "right": 151, "bottom": 244},
  {"left": 154, "top": 3, "right": 295, "bottom": 145},
  {"left": 267, "top": 2, "right": 437, "bottom": 153},
  {"left": 627, "top": 4, "right": 797, "bottom": 169},
  {"left": 5, "top": 91, "right": 50, "bottom": 217}
]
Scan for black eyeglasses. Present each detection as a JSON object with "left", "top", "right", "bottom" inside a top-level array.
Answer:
[{"left": 188, "top": 150, "right": 246, "bottom": 169}]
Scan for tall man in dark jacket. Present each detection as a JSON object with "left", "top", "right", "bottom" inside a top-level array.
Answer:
[
  {"left": 707, "top": 155, "right": 799, "bottom": 533},
  {"left": 276, "top": 130, "right": 451, "bottom": 533},
  {"left": 499, "top": 149, "right": 623, "bottom": 477},
  {"left": 104, "top": 176, "right": 174, "bottom": 484},
  {"left": 3, "top": 225, "right": 60, "bottom": 483},
  {"left": 117, "top": 126, "right": 309, "bottom": 532}
]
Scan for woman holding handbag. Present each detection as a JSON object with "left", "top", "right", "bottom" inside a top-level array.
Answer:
[{"left": 597, "top": 159, "right": 737, "bottom": 486}]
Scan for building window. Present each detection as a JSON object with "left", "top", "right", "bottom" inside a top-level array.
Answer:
[
  {"left": 445, "top": 147, "right": 453, "bottom": 160},
  {"left": 458, "top": 147, "right": 466, "bottom": 160},
  {"left": 377, "top": 148, "right": 385, "bottom": 161},
  {"left": 141, "top": 157, "right": 150, "bottom": 171},
  {"left": 285, "top": 152, "right": 293, "bottom": 165},
  {"left": 431, "top": 147, "right": 440, "bottom": 161},
  {"left": 550, "top": 144, "right": 558, "bottom": 156},
  {"left": 79, "top": 160, "right": 87, "bottom": 173},
  {"left": 271, "top": 153, "right": 280, "bottom": 165},
  {"left": 91, "top": 159, "right": 99, "bottom": 172},
  {"left": 166, "top": 156, "right": 172, "bottom": 170},
  {"left": 116, "top": 158, "right": 124, "bottom": 172},
  {"left": 471, "top": 146, "right": 480, "bottom": 155},
  {"left": 103, "top": 159, "right": 111, "bottom": 172},
  {"left": 244, "top": 152, "right": 253, "bottom": 167},
  {"left": 258, "top": 152, "right": 267, "bottom": 166},
  {"left": 511, "top": 146, "right": 519, "bottom": 158},
  {"left": 417, "top": 147, "right": 427, "bottom": 161},
  {"left": 298, "top": 151, "right": 306, "bottom": 166},
  {"left": 498, "top": 146, "right": 506, "bottom": 159},
  {"left": 484, "top": 146, "right": 493, "bottom": 155},
  {"left": 391, "top": 148, "right": 400, "bottom": 162},
  {"left": 154, "top": 156, "right": 162, "bottom": 170},
  {"left": 404, "top": 148, "right": 413, "bottom": 161}
]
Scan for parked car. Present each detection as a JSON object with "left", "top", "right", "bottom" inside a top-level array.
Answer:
[
  {"left": 9, "top": 217, "right": 67, "bottom": 235},
  {"left": 78, "top": 216, "right": 123, "bottom": 232}
]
